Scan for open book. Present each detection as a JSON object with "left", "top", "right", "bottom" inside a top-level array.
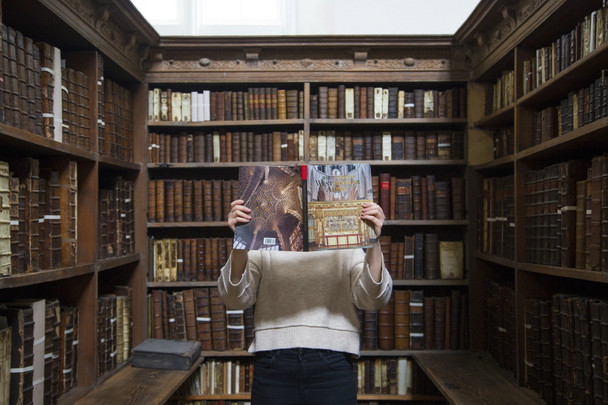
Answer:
[{"left": 233, "top": 163, "right": 376, "bottom": 251}]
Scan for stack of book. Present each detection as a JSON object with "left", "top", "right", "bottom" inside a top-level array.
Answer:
[
  {"left": 360, "top": 289, "right": 467, "bottom": 351},
  {"left": 147, "top": 178, "right": 238, "bottom": 224},
  {"left": 97, "top": 287, "right": 132, "bottom": 378},
  {"left": 1, "top": 158, "right": 77, "bottom": 275},
  {"left": 148, "top": 287, "right": 254, "bottom": 352},
  {"left": 176, "top": 358, "right": 254, "bottom": 396},
  {"left": 310, "top": 85, "right": 467, "bottom": 119},
  {"left": 98, "top": 177, "right": 135, "bottom": 259},
  {"left": 148, "top": 237, "right": 233, "bottom": 282},
  {"left": 148, "top": 130, "right": 304, "bottom": 164},
  {"left": 100, "top": 79, "right": 134, "bottom": 162},
  {"left": 148, "top": 87, "right": 303, "bottom": 122}
]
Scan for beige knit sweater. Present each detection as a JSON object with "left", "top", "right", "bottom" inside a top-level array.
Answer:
[{"left": 218, "top": 248, "right": 392, "bottom": 355}]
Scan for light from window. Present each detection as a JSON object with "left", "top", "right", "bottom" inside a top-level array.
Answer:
[
  {"left": 131, "top": 0, "right": 180, "bottom": 22},
  {"left": 200, "top": 0, "right": 282, "bottom": 26}
]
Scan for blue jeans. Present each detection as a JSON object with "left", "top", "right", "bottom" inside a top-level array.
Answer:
[{"left": 251, "top": 348, "right": 357, "bottom": 405}]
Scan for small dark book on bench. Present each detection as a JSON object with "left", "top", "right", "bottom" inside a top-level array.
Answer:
[{"left": 131, "top": 338, "right": 202, "bottom": 370}]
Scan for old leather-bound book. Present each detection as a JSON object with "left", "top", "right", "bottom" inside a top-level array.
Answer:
[
  {"left": 436, "top": 180, "right": 451, "bottom": 220},
  {"left": 182, "top": 289, "right": 198, "bottom": 341},
  {"left": 409, "top": 290, "right": 424, "bottom": 350},
  {"left": 424, "top": 233, "right": 439, "bottom": 279},
  {"left": 377, "top": 295, "right": 395, "bottom": 350},
  {"left": 318, "top": 86, "right": 328, "bottom": 119},
  {"left": 362, "top": 310, "right": 378, "bottom": 350},
  {"left": 426, "top": 175, "right": 436, "bottom": 220},
  {"left": 193, "top": 288, "right": 212, "bottom": 350},
  {"left": 132, "top": 338, "right": 201, "bottom": 370},
  {"left": 379, "top": 173, "right": 391, "bottom": 218},
  {"left": 0, "top": 306, "right": 34, "bottom": 405},
  {"left": 0, "top": 162, "right": 10, "bottom": 276},
  {"left": 226, "top": 309, "right": 245, "bottom": 350},
  {"left": 423, "top": 297, "right": 434, "bottom": 350},
  {"left": 210, "top": 288, "right": 227, "bottom": 351},
  {"left": 393, "top": 290, "right": 410, "bottom": 350},
  {"left": 174, "top": 179, "right": 185, "bottom": 222}
]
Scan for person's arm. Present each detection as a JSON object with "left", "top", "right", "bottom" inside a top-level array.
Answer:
[
  {"left": 227, "top": 199, "right": 251, "bottom": 283},
  {"left": 361, "top": 202, "right": 385, "bottom": 282}
]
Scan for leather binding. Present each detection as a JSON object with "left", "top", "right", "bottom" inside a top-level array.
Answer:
[
  {"left": 378, "top": 295, "right": 395, "bottom": 350},
  {"left": 363, "top": 131, "right": 373, "bottom": 160},
  {"left": 451, "top": 177, "right": 465, "bottom": 220},
  {"left": 286, "top": 89, "right": 298, "bottom": 120},
  {"left": 413, "top": 132, "right": 424, "bottom": 160},
  {"left": 181, "top": 179, "right": 192, "bottom": 222},
  {"left": 404, "top": 131, "right": 416, "bottom": 160},
  {"left": 327, "top": 87, "right": 338, "bottom": 119},
  {"left": 226, "top": 309, "right": 245, "bottom": 350},
  {"left": 403, "top": 91, "right": 415, "bottom": 118},
  {"left": 318, "top": 86, "right": 328, "bottom": 119},
  {"left": 387, "top": 87, "right": 398, "bottom": 118},
  {"left": 204, "top": 239, "right": 213, "bottom": 279},
  {"left": 425, "top": 133, "right": 437, "bottom": 160},
  {"left": 0, "top": 162, "right": 10, "bottom": 275},
  {"left": 421, "top": 176, "right": 428, "bottom": 220},
  {"left": 210, "top": 288, "right": 227, "bottom": 351},
  {"left": 132, "top": 338, "right": 201, "bottom": 371},
  {"left": 172, "top": 291, "right": 186, "bottom": 341},
  {"left": 403, "top": 234, "right": 414, "bottom": 279},
  {"left": 362, "top": 310, "right": 378, "bottom": 350},
  {"left": 590, "top": 155, "right": 604, "bottom": 270},
  {"left": 335, "top": 132, "right": 345, "bottom": 161},
  {"left": 151, "top": 289, "right": 164, "bottom": 338},
  {"left": 437, "top": 131, "right": 451, "bottom": 160},
  {"left": 352, "top": 86, "right": 360, "bottom": 119},
  {"left": 372, "top": 132, "right": 382, "bottom": 160},
  {"left": 59, "top": 305, "right": 77, "bottom": 393},
  {"left": 211, "top": 180, "right": 222, "bottom": 222},
  {"left": 193, "top": 288, "right": 212, "bottom": 350},
  {"left": 393, "top": 290, "right": 410, "bottom": 350},
  {"left": 436, "top": 180, "right": 451, "bottom": 220},
  {"left": 298, "top": 90, "right": 304, "bottom": 119},
  {"left": 426, "top": 175, "right": 436, "bottom": 220},
  {"left": 409, "top": 290, "right": 424, "bottom": 350},
  {"left": 359, "top": 86, "right": 367, "bottom": 119},
  {"left": 244, "top": 306, "right": 255, "bottom": 349},
  {"left": 155, "top": 179, "right": 165, "bottom": 222},
  {"left": 189, "top": 238, "right": 198, "bottom": 281},
  {"left": 412, "top": 176, "right": 422, "bottom": 220},
  {"left": 391, "top": 132, "right": 404, "bottom": 160},
  {"left": 366, "top": 86, "right": 374, "bottom": 119},
  {"left": 0, "top": 306, "right": 34, "bottom": 405},
  {"left": 414, "top": 89, "right": 424, "bottom": 118},
  {"left": 423, "top": 233, "right": 439, "bottom": 279},
  {"left": 9, "top": 175, "right": 22, "bottom": 273},
  {"left": 437, "top": 91, "right": 447, "bottom": 118},
  {"left": 44, "top": 299, "right": 60, "bottom": 403},
  {"left": 182, "top": 289, "right": 198, "bottom": 341},
  {"left": 309, "top": 93, "right": 318, "bottom": 119},
  {"left": 337, "top": 85, "right": 346, "bottom": 119},
  {"left": 433, "top": 296, "right": 446, "bottom": 349},
  {"left": 449, "top": 290, "right": 462, "bottom": 350},
  {"left": 413, "top": 233, "right": 424, "bottom": 279},
  {"left": 164, "top": 180, "right": 175, "bottom": 223},
  {"left": 38, "top": 176, "right": 47, "bottom": 269},
  {"left": 343, "top": 132, "right": 352, "bottom": 160},
  {"left": 37, "top": 41, "right": 55, "bottom": 138},
  {"left": 379, "top": 173, "right": 391, "bottom": 218}
]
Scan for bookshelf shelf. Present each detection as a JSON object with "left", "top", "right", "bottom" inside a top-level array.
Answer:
[
  {"left": 473, "top": 155, "right": 514, "bottom": 174},
  {"left": 147, "top": 161, "right": 302, "bottom": 169},
  {"left": 172, "top": 393, "right": 252, "bottom": 401},
  {"left": 306, "top": 159, "right": 467, "bottom": 167},
  {"left": 147, "top": 119, "right": 305, "bottom": 128},
  {"left": 0, "top": 123, "right": 96, "bottom": 162},
  {"left": 147, "top": 221, "right": 228, "bottom": 228},
  {"left": 97, "top": 253, "right": 141, "bottom": 272},
  {"left": 98, "top": 155, "right": 142, "bottom": 172},
  {"left": 0, "top": 263, "right": 95, "bottom": 289},
  {"left": 385, "top": 219, "right": 468, "bottom": 226},
  {"left": 476, "top": 252, "right": 515, "bottom": 269},
  {"left": 474, "top": 104, "right": 514, "bottom": 128},
  {"left": 518, "top": 262, "right": 608, "bottom": 284},
  {"left": 393, "top": 279, "right": 468, "bottom": 287},
  {"left": 516, "top": 117, "right": 608, "bottom": 162},
  {"left": 518, "top": 40, "right": 608, "bottom": 108},
  {"left": 358, "top": 394, "right": 445, "bottom": 401},
  {"left": 309, "top": 118, "right": 467, "bottom": 126},
  {"left": 147, "top": 281, "right": 219, "bottom": 288},
  {"left": 202, "top": 350, "right": 253, "bottom": 357}
]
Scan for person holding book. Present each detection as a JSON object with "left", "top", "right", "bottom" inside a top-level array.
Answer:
[{"left": 219, "top": 198, "right": 392, "bottom": 405}]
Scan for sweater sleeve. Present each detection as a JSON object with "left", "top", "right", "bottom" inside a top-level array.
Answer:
[
  {"left": 350, "top": 249, "right": 393, "bottom": 310},
  {"left": 217, "top": 250, "right": 261, "bottom": 309}
]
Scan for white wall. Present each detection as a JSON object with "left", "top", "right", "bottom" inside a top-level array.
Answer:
[{"left": 132, "top": 0, "right": 480, "bottom": 36}]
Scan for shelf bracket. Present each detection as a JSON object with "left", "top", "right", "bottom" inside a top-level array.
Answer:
[
  {"left": 244, "top": 48, "right": 261, "bottom": 68},
  {"left": 353, "top": 50, "right": 368, "bottom": 68}
]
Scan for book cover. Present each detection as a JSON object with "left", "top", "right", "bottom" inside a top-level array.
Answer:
[{"left": 233, "top": 163, "right": 376, "bottom": 251}]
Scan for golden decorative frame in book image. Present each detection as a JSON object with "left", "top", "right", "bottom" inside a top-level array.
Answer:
[
  {"left": 307, "top": 163, "right": 377, "bottom": 250},
  {"left": 233, "top": 165, "right": 304, "bottom": 251}
]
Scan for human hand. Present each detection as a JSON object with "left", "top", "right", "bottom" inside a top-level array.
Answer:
[
  {"left": 361, "top": 202, "right": 385, "bottom": 237},
  {"left": 227, "top": 199, "right": 251, "bottom": 232}
]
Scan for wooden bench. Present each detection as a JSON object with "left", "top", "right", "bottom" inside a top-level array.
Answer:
[
  {"left": 413, "top": 351, "right": 545, "bottom": 405},
  {"left": 74, "top": 356, "right": 203, "bottom": 405}
]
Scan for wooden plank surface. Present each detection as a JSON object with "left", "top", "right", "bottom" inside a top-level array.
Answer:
[
  {"left": 75, "top": 356, "right": 203, "bottom": 405},
  {"left": 413, "top": 351, "right": 545, "bottom": 405}
]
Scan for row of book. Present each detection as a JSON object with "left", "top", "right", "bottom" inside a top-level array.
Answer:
[
  {"left": 98, "top": 177, "right": 135, "bottom": 259},
  {"left": 484, "top": 70, "right": 515, "bottom": 116},
  {"left": 308, "top": 130, "right": 464, "bottom": 162},
  {"left": 523, "top": 293, "right": 608, "bottom": 405},
  {"left": 377, "top": 174, "right": 465, "bottom": 221},
  {"left": 148, "top": 131, "right": 304, "bottom": 164},
  {"left": 0, "top": 298, "right": 78, "bottom": 405},
  {"left": 149, "top": 238, "right": 232, "bottom": 282},
  {"left": 97, "top": 288, "right": 133, "bottom": 378},
  {"left": 148, "top": 288, "right": 253, "bottom": 352},
  {"left": 379, "top": 235, "right": 464, "bottom": 281},
  {"left": 477, "top": 175, "right": 515, "bottom": 260},
  {"left": 1, "top": 25, "right": 90, "bottom": 152},
  {"left": 309, "top": 86, "right": 467, "bottom": 119},
  {"left": 485, "top": 281, "right": 516, "bottom": 375},
  {"left": 147, "top": 130, "right": 465, "bottom": 165},
  {"left": 147, "top": 178, "right": 237, "bottom": 223},
  {"left": 525, "top": 156, "right": 608, "bottom": 270},
  {"left": 533, "top": 74, "right": 608, "bottom": 145},
  {"left": 493, "top": 127, "right": 514, "bottom": 159},
  {"left": 177, "top": 359, "right": 253, "bottom": 396},
  {"left": 99, "top": 78, "right": 135, "bottom": 162},
  {"left": 148, "top": 87, "right": 304, "bottom": 122},
  {"left": 361, "top": 289, "right": 468, "bottom": 351},
  {"left": 0, "top": 158, "right": 77, "bottom": 276},
  {"left": 522, "top": 5, "right": 608, "bottom": 95}
]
